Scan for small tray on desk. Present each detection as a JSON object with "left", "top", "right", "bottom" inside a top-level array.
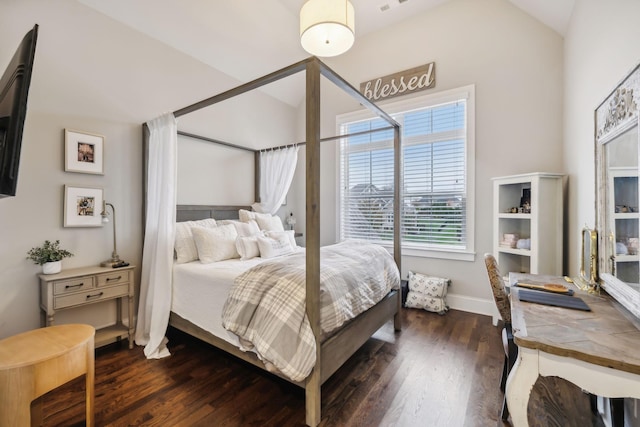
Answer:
[{"left": 517, "top": 288, "right": 591, "bottom": 311}]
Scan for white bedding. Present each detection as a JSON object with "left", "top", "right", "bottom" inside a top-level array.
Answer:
[
  {"left": 171, "top": 242, "right": 399, "bottom": 381},
  {"left": 222, "top": 241, "right": 400, "bottom": 381},
  {"left": 171, "top": 257, "right": 266, "bottom": 346}
]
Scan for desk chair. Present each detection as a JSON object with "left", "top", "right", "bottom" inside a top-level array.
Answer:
[{"left": 484, "top": 253, "right": 518, "bottom": 421}]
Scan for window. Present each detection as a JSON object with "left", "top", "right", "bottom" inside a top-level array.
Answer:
[{"left": 337, "top": 86, "right": 475, "bottom": 260}]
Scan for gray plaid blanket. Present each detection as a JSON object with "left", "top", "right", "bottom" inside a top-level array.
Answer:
[{"left": 221, "top": 240, "right": 400, "bottom": 382}]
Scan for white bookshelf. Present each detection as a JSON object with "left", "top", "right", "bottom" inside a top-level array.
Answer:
[{"left": 492, "top": 172, "right": 564, "bottom": 275}]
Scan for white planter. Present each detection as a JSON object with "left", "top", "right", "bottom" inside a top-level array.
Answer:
[{"left": 42, "top": 261, "right": 62, "bottom": 275}]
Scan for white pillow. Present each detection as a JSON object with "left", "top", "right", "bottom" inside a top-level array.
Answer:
[
  {"left": 174, "top": 218, "right": 217, "bottom": 264},
  {"left": 233, "top": 220, "right": 261, "bottom": 237},
  {"left": 256, "top": 234, "right": 294, "bottom": 259},
  {"left": 408, "top": 271, "right": 449, "bottom": 297},
  {"left": 238, "top": 209, "right": 254, "bottom": 222},
  {"left": 265, "top": 230, "right": 297, "bottom": 249},
  {"left": 257, "top": 215, "right": 285, "bottom": 232},
  {"left": 404, "top": 271, "right": 450, "bottom": 315},
  {"left": 236, "top": 236, "right": 261, "bottom": 260},
  {"left": 216, "top": 219, "right": 240, "bottom": 226},
  {"left": 192, "top": 224, "right": 239, "bottom": 263},
  {"left": 239, "top": 209, "right": 272, "bottom": 224}
]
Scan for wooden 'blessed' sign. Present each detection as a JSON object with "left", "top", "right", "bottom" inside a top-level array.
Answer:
[{"left": 360, "top": 62, "right": 436, "bottom": 102}]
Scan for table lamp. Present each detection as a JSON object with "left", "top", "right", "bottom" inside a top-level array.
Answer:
[{"left": 100, "top": 201, "right": 126, "bottom": 267}]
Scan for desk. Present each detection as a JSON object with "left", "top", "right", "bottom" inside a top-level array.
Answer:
[{"left": 507, "top": 273, "right": 640, "bottom": 427}]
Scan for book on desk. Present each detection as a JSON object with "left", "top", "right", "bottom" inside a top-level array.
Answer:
[{"left": 514, "top": 287, "right": 591, "bottom": 311}]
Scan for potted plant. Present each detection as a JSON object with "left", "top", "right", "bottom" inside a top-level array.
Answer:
[{"left": 26, "top": 240, "right": 74, "bottom": 274}]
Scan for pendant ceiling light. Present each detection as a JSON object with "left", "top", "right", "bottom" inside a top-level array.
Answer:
[{"left": 300, "top": 0, "right": 355, "bottom": 57}]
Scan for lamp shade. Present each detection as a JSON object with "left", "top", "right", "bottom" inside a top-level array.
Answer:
[{"left": 300, "top": 0, "right": 355, "bottom": 57}]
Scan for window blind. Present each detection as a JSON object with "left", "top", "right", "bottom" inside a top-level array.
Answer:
[{"left": 339, "top": 98, "right": 468, "bottom": 251}]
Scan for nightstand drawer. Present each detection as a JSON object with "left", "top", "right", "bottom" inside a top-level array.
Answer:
[
  {"left": 53, "top": 276, "right": 95, "bottom": 295},
  {"left": 96, "top": 270, "right": 130, "bottom": 287},
  {"left": 54, "top": 283, "right": 129, "bottom": 309}
]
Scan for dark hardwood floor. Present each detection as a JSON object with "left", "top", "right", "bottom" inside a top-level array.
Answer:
[{"left": 40, "top": 309, "right": 598, "bottom": 426}]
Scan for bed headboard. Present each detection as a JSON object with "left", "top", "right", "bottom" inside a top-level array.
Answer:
[{"left": 176, "top": 205, "right": 250, "bottom": 222}]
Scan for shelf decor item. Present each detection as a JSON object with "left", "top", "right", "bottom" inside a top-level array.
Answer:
[
  {"left": 26, "top": 239, "right": 74, "bottom": 274},
  {"left": 64, "top": 129, "right": 104, "bottom": 175},
  {"left": 500, "top": 233, "right": 519, "bottom": 248}
]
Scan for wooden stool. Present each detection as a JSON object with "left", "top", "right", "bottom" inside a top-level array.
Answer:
[{"left": 0, "top": 324, "right": 95, "bottom": 427}]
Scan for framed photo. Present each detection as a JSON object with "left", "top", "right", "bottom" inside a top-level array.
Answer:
[
  {"left": 64, "top": 185, "right": 103, "bottom": 227},
  {"left": 64, "top": 129, "right": 104, "bottom": 174}
]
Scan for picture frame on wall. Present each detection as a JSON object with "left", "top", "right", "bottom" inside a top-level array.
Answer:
[
  {"left": 64, "top": 185, "right": 103, "bottom": 227},
  {"left": 64, "top": 129, "right": 104, "bottom": 175}
]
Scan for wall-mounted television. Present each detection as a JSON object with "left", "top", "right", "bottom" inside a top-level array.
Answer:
[{"left": 0, "top": 24, "right": 38, "bottom": 199}]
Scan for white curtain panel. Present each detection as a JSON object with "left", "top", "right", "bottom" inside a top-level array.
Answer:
[
  {"left": 252, "top": 146, "right": 299, "bottom": 215},
  {"left": 134, "top": 112, "right": 177, "bottom": 359}
]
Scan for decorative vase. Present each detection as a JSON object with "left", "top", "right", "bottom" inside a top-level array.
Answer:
[{"left": 42, "top": 261, "right": 62, "bottom": 275}]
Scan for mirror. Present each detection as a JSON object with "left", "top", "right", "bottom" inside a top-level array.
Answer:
[
  {"left": 595, "top": 63, "right": 640, "bottom": 319},
  {"left": 578, "top": 226, "right": 598, "bottom": 291}
]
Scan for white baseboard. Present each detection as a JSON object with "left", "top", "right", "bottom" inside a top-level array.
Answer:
[{"left": 446, "top": 293, "right": 500, "bottom": 325}]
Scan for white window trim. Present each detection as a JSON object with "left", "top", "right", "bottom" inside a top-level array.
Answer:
[{"left": 336, "top": 85, "right": 475, "bottom": 261}]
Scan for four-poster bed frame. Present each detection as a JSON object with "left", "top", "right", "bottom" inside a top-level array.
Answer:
[{"left": 145, "top": 57, "right": 402, "bottom": 426}]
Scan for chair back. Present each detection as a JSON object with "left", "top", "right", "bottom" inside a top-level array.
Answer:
[{"left": 484, "top": 253, "right": 511, "bottom": 323}]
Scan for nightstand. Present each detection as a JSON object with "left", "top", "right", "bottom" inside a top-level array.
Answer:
[{"left": 39, "top": 265, "right": 135, "bottom": 349}]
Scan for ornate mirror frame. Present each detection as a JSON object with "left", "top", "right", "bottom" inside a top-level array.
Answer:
[{"left": 595, "top": 62, "right": 640, "bottom": 319}]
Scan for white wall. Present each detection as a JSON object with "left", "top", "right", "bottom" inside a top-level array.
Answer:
[
  {"left": 291, "top": 0, "right": 565, "bottom": 312},
  {"left": 564, "top": 2, "right": 640, "bottom": 424},
  {"left": 564, "top": 0, "right": 640, "bottom": 277},
  {"left": 0, "top": 0, "right": 295, "bottom": 339},
  {"left": 177, "top": 136, "right": 255, "bottom": 206},
  {"left": 175, "top": 55, "right": 299, "bottom": 214},
  {"left": 8, "top": 0, "right": 626, "bottom": 338},
  {"left": 176, "top": 93, "right": 299, "bottom": 206}
]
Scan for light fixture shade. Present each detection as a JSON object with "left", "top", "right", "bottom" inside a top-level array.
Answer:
[{"left": 300, "top": 0, "right": 355, "bottom": 57}]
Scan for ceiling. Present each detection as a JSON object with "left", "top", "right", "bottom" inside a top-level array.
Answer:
[{"left": 77, "top": 0, "right": 574, "bottom": 107}]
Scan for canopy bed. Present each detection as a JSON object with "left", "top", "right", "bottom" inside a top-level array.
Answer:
[{"left": 136, "top": 57, "right": 402, "bottom": 426}]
